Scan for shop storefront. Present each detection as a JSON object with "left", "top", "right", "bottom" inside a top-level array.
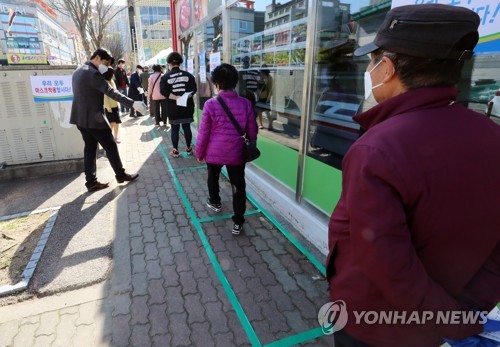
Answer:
[{"left": 170, "top": 0, "right": 500, "bottom": 253}]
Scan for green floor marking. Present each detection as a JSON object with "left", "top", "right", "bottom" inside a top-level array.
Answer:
[
  {"left": 263, "top": 327, "right": 325, "bottom": 347},
  {"left": 153, "top": 121, "right": 327, "bottom": 345},
  {"left": 219, "top": 169, "right": 326, "bottom": 276},
  {"left": 147, "top": 119, "right": 262, "bottom": 347},
  {"left": 170, "top": 165, "right": 207, "bottom": 172},
  {"left": 198, "top": 209, "right": 261, "bottom": 223}
]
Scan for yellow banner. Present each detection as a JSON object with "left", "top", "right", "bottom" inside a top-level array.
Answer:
[{"left": 7, "top": 53, "right": 47, "bottom": 65}]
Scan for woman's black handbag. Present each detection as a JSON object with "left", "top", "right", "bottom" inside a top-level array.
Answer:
[{"left": 217, "top": 96, "right": 261, "bottom": 162}]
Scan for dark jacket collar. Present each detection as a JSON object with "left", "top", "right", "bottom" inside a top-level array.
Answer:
[
  {"left": 86, "top": 61, "right": 98, "bottom": 70},
  {"left": 354, "top": 86, "right": 457, "bottom": 131}
]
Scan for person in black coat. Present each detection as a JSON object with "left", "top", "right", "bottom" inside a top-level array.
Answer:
[
  {"left": 160, "top": 52, "right": 197, "bottom": 157},
  {"left": 128, "top": 65, "right": 145, "bottom": 117},
  {"left": 70, "top": 48, "right": 145, "bottom": 192},
  {"left": 114, "top": 59, "right": 129, "bottom": 113}
]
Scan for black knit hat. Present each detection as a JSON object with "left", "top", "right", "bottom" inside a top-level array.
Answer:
[{"left": 354, "top": 4, "right": 480, "bottom": 61}]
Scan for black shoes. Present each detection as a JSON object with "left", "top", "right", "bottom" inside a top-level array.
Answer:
[
  {"left": 87, "top": 181, "right": 109, "bottom": 192},
  {"left": 116, "top": 173, "right": 139, "bottom": 183},
  {"left": 206, "top": 199, "right": 222, "bottom": 212},
  {"left": 232, "top": 224, "right": 243, "bottom": 235}
]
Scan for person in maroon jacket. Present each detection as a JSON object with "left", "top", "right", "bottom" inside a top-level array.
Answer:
[{"left": 326, "top": 4, "right": 500, "bottom": 347}]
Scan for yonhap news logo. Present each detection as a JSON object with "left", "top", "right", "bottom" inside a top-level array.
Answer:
[
  {"left": 318, "top": 301, "right": 488, "bottom": 334},
  {"left": 317, "top": 300, "right": 348, "bottom": 335}
]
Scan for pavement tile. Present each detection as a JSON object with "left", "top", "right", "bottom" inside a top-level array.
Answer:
[
  {"left": 168, "top": 312, "right": 191, "bottom": 347},
  {"left": 190, "top": 321, "right": 214, "bottom": 347},
  {"left": 52, "top": 311, "right": 77, "bottom": 347},
  {"left": 35, "top": 310, "right": 59, "bottom": 337},
  {"left": 146, "top": 259, "right": 162, "bottom": 280},
  {"left": 111, "top": 293, "right": 131, "bottom": 317},
  {"left": 111, "top": 314, "right": 132, "bottom": 345},
  {"left": 130, "top": 295, "right": 149, "bottom": 325},
  {"left": 32, "top": 334, "right": 55, "bottom": 347},
  {"left": 152, "top": 333, "right": 171, "bottom": 347},
  {"left": 149, "top": 303, "right": 169, "bottom": 336},
  {"left": 130, "top": 323, "right": 151, "bottom": 346},
  {"left": 0, "top": 320, "right": 19, "bottom": 347},
  {"left": 147, "top": 278, "right": 166, "bottom": 305},
  {"left": 131, "top": 272, "right": 148, "bottom": 296},
  {"left": 165, "top": 286, "right": 185, "bottom": 315}
]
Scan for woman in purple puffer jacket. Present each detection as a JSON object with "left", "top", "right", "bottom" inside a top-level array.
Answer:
[{"left": 196, "top": 63, "right": 258, "bottom": 235}]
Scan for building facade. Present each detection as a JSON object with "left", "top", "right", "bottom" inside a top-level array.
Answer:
[
  {"left": 128, "top": 0, "right": 173, "bottom": 65},
  {"left": 0, "top": 0, "right": 76, "bottom": 66},
  {"left": 172, "top": 0, "right": 500, "bottom": 253}
]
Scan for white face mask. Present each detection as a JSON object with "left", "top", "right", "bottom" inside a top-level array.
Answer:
[
  {"left": 98, "top": 64, "right": 108, "bottom": 74},
  {"left": 364, "top": 59, "right": 384, "bottom": 100}
]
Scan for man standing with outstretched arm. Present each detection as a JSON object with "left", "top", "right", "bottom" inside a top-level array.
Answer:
[{"left": 70, "top": 48, "right": 146, "bottom": 192}]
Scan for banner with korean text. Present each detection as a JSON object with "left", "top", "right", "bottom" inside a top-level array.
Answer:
[
  {"left": 30, "top": 76, "right": 73, "bottom": 102},
  {"left": 391, "top": 0, "right": 500, "bottom": 54}
]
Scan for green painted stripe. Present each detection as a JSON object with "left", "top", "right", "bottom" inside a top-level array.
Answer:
[
  {"left": 198, "top": 209, "right": 261, "bottom": 223},
  {"left": 147, "top": 119, "right": 262, "bottom": 347},
  {"left": 263, "top": 327, "right": 325, "bottom": 347},
  {"left": 170, "top": 165, "right": 207, "bottom": 172},
  {"left": 220, "top": 170, "right": 327, "bottom": 276}
]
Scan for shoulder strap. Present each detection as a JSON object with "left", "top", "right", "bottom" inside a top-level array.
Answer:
[
  {"left": 151, "top": 74, "right": 161, "bottom": 94},
  {"left": 217, "top": 96, "right": 245, "bottom": 137}
]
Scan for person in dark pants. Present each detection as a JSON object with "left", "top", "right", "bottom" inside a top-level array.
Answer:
[
  {"left": 128, "top": 65, "right": 145, "bottom": 117},
  {"left": 326, "top": 4, "right": 500, "bottom": 347},
  {"left": 195, "top": 64, "right": 258, "bottom": 234},
  {"left": 114, "top": 59, "right": 129, "bottom": 113},
  {"left": 70, "top": 48, "right": 146, "bottom": 192},
  {"left": 159, "top": 52, "right": 197, "bottom": 157},
  {"left": 148, "top": 64, "right": 167, "bottom": 126}
]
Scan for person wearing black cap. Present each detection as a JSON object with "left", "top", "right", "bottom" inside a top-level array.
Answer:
[
  {"left": 160, "top": 52, "right": 197, "bottom": 157},
  {"left": 326, "top": 4, "right": 500, "bottom": 347}
]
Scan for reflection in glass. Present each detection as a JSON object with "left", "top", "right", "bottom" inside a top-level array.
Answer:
[
  {"left": 307, "top": 1, "right": 389, "bottom": 169},
  {"left": 229, "top": 0, "right": 309, "bottom": 150}
]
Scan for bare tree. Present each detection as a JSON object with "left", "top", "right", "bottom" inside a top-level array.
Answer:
[
  {"left": 103, "top": 34, "right": 125, "bottom": 64},
  {"left": 180, "top": 32, "right": 193, "bottom": 61},
  {"left": 49, "top": 0, "right": 130, "bottom": 57}
]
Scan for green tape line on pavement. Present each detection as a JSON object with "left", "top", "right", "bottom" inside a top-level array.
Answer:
[
  {"left": 198, "top": 209, "right": 261, "bottom": 223},
  {"left": 263, "top": 327, "right": 325, "bottom": 347},
  {"left": 147, "top": 119, "right": 262, "bottom": 347},
  {"left": 219, "top": 170, "right": 326, "bottom": 276},
  {"left": 170, "top": 165, "right": 207, "bottom": 172}
]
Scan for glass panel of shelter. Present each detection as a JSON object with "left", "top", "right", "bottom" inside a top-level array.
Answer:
[{"left": 228, "top": 0, "right": 308, "bottom": 151}]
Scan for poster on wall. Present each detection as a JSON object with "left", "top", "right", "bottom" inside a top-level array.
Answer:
[
  {"left": 250, "top": 54, "right": 261, "bottom": 68},
  {"left": 177, "top": 0, "right": 192, "bottom": 33},
  {"left": 209, "top": 51, "right": 220, "bottom": 71},
  {"left": 30, "top": 76, "right": 73, "bottom": 102},
  {"left": 187, "top": 58, "right": 194, "bottom": 75},
  {"left": 193, "top": 0, "right": 208, "bottom": 24},
  {"left": 391, "top": 0, "right": 499, "bottom": 54}
]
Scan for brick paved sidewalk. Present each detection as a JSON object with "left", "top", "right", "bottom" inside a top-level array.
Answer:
[{"left": 0, "top": 115, "right": 335, "bottom": 346}]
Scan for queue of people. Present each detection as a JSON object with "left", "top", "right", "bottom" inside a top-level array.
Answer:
[{"left": 72, "top": 6, "right": 500, "bottom": 344}]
